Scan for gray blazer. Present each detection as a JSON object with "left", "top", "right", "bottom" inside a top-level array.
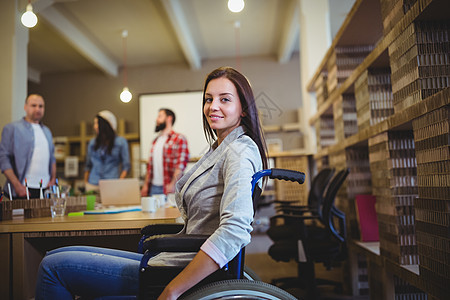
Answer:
[{"left": 149, "top": 126, "right": 262, "bottom": 267}]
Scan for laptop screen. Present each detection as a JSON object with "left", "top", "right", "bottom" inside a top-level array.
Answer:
[{"left": 98, "top": 178, "right": 141, "bottom": 206}]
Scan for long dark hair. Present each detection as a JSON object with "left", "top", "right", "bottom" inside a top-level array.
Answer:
[
  {"left": 202, "top": 66, "right": 268, "bottom": 171},
  {"left": 94, "top": 116, "right": 116, "bottom": 154}
]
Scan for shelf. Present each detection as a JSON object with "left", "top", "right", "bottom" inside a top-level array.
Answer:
[
  {"left": 262, "top": 125, "right": 282, "bottom": 133},
  {"left": 309, "top": 0, "right": 438, "bottom": 126},
  {"left": 313, "top": 87, "right": 449, "bottom": 159},
  {"left": 307, "top": 0, "right": 384, "bottom": 92},
  {"left": 281, "top": 123, "right": 301, "bottom": 132},
  {"left": 268, "top": 150, "right": 312, "bottom": 158},
  {"left": 350, "top": 241, "right": 426, "bottom": 294},
  {"left": 56, "top": 157, "right": 85, "bottom": 163},
  {"left": 65, "top": 133, "right": 139, "bottom": 143},
  {"left": 263, "top": 123, "right": 302, "bottom": 133}
]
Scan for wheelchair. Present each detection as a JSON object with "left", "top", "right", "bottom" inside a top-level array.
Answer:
[{"left": 135, "top": 168, "right": 305, "bottom": 299}]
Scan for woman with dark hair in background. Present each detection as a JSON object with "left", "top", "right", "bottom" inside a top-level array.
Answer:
[
  {"left": 84, "top": 110, "right": 131, "bottom": 192},
  {"left": 35, "top": 67, "right": 268, "bottom": 300}
]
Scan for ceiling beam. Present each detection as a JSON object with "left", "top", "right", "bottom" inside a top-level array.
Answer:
[
  {"left": 277, "top": 0, "right": 299, "bottom": 63},
  {"left": 36, "top": 2, "right": 119, "bottom": 77},
  {"left": 160, "top": 0, "right": 201, "bottom": 70},
  {"left": 32, "top": 0, "right": 55, "bottom": 12},
  {"left": 28, "top": 67, "right": 41, "bottom": 84}
]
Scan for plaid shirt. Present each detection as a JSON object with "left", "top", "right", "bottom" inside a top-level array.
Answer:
[{"left": 146, "top": 131, "right": 189, "bottom": 194}]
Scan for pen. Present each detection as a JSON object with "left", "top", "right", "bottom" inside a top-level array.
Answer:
[
  {"left": 8, "top": 183, "right": 12, "bottom": 200},
  {"left": 39, "top": 179, "right": 44, "bottom": 199},
  {"left": 25, "top": 178, "right": 30, "bottom": 200},
  {"left": 56, "top": 178, "right": 60, "bottom": 198}
]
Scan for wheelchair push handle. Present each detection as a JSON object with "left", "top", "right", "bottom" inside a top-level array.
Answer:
[
  {"left": 251, "top": 168, "right": 305, "bottom": 193},
  {"left": 270, "top": 168, "right": 305, "bottom": 184}
]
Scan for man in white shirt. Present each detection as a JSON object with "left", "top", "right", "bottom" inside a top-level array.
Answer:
[{"left": 0, "top": 94, "right": 56, "bottom": 198}]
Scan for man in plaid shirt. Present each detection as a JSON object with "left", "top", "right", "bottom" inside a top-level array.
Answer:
[{"left": 141, "top": 109, "right": 189, "bottom": 196}]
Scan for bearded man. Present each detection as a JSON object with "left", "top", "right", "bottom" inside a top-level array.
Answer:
[{"left": 141, "top": 108, "right": 189, "bottom": 196}]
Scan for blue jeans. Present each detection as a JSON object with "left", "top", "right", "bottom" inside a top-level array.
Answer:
[
  {"left": 150, "top": 184, "right": 164, "bottom": 196},
  {"left": 35, "top": 246, "right": 143, "bottom": 299}
]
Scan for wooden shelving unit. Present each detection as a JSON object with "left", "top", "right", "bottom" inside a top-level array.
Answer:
[
  {"left": 54, "top": 119, "right": 139, "bottom": 182},
  {"left": 56, "top": 119, "right": 139, "bottom": 160},
  {"left": 313, "top": 88, "right": 449, "bottom": 160},
  {"left": 263, "top": 108, "right": 303, "bottom": 133},
  {"left": 307, "top": 0, "right": 449, "bottom": 299}
]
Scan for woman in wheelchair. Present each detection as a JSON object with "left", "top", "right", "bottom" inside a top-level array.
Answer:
[{"left": 35, "top": 66, "right": 269, "bottom": 300}]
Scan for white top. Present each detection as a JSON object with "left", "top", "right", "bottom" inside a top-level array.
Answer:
[
  {"left": 152, "top": 134, "right": 168, "bottom": 186},
  {"left": 24, "top": 123, "right": 50, "bottom": 188}
]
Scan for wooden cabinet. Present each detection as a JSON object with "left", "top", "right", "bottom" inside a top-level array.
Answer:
[{"left": 307, "top": 0, "right": 449, "bottom": 299}]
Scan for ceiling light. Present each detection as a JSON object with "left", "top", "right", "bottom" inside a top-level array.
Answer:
[
  {"left": 21, "top": 3, "right": 38, "bottom": 28},
  {"left": 228, "top": 0, "right": 245, "bottom": 13},
  {"left": 120, "top": 87, "right": 132, "bottom": 103},
  {"left": 120, "top": 30, "right": 132, "bottom": 103}
]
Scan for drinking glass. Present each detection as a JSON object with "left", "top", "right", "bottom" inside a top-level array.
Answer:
[{"left": 45, "top": 186, "right": 67, "bottom": 218}]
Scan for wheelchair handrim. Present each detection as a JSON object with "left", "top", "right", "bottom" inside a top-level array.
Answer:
[{"left": 180, "top": 279, "right": 297, "bottom": 300}]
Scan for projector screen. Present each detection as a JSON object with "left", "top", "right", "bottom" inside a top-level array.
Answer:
[{"left": 139, "top": 91, "right": 209, "bottom": 170}]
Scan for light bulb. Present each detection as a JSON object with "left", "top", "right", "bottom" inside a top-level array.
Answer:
[
  {"left": 228, "top": 0, "right": 245, "bottom": 13},
  {"left": 21, "top": 4, "right": 38, "bottom": 28},
  {"left": 120, "top": 87, "right": 132, "bottom": 103}
]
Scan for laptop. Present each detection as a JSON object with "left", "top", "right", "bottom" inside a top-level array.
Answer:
[{"left": 98, "top": 178, "right": 141, "bottom": 207}]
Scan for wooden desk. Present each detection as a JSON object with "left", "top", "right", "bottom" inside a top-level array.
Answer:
[{"left": 0, "top": 207, "right": 181, "bottom": 300}]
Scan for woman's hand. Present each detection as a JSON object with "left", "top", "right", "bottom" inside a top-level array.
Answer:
[
  {"left": 156, "top": 250, "right": 219, "bottom": 300},
  {"left": 157, "top": 286, "right": 180, "bottom": 300}
]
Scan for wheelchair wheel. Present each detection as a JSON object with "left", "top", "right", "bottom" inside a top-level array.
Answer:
[
  {"left": 180, "top": 279, "right": 298, "bottom": 300},
  {"left": 243, "top": 265, "right": 262, "bottom": 281}
]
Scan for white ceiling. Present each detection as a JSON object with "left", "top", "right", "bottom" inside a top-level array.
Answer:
[{"left": 27, "top": 0, "right": 300, "bottom": 78}]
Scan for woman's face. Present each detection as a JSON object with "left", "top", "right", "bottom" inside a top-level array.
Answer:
[
  {"left": 93, "top": 117, "right": 99, "bottom": 135},
  {"left": 204, "top": 77, "right": 243, "bottom": 143}
]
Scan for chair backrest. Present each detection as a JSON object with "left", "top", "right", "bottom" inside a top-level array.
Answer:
[
  {"left": 321, "top": 168, "right": 349, "bottom": 243},
  {"left": 307, "top": 168, "right": 335, "bottom": 219}
]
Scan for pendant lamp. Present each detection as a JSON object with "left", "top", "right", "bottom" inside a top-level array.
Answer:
[
  {"left": 120, "top": 30, "right": 132, "bottom": 103},
  {"left": 21, "top": 1, "right": 38, "bottom": 28}
]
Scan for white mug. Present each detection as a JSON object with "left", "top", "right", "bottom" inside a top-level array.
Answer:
[
  {"left": 141, "top": 196, "right": 156, "bottom": 212},
  {"left": 153, "top": 194, "right": 166, "bottom": 207}
]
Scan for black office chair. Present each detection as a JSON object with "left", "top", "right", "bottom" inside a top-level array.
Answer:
[
  {"left": 267, "top": 168, "right": 349, "bottom": 299},
  {"left": 266, "top": 167, "right": 335, "bottom": 242},
  {"left": 137, "top": 168, "right": 306, "bottom": 299}
]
